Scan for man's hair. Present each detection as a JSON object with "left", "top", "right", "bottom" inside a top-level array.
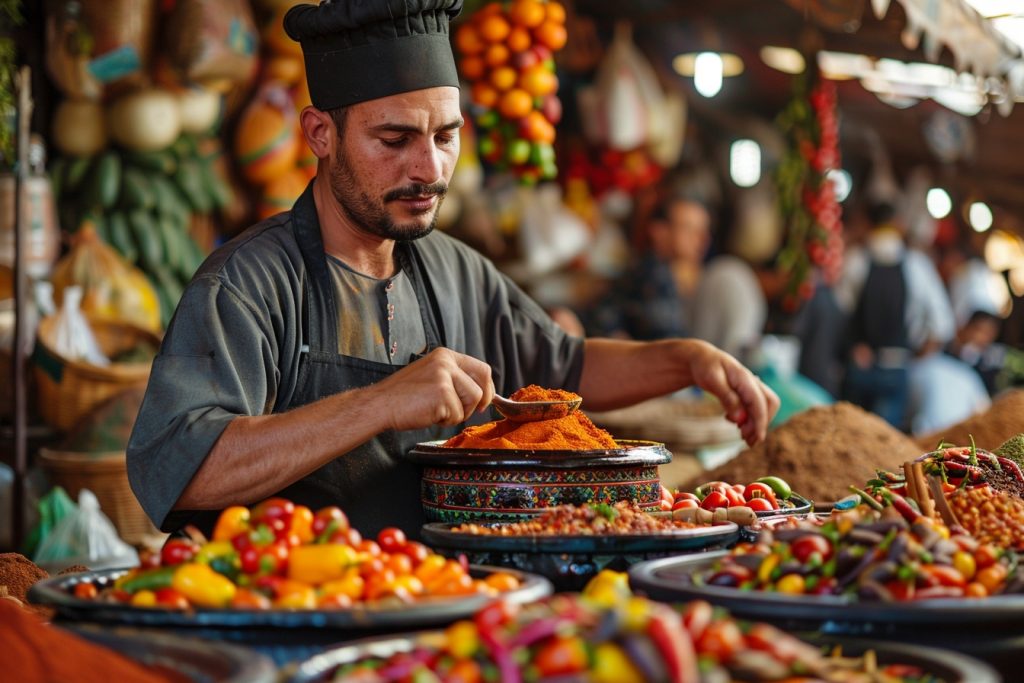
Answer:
[
  {"left": 867, "top": 200, "right": 897, "bottom": 226},
  {"left": 328, "top": 106, "right": 349, "bottom": 137}
]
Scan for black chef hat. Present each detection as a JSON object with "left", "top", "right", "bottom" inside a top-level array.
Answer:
[{"left": 284, "top": 0, "right": 463, "bottom": 111}]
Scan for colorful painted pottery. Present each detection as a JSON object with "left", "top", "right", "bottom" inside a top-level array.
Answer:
[{"left": 406, "top": 440, "right": 672, "bottom": 524}]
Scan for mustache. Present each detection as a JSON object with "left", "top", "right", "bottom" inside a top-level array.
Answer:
[{"left": 384, "top": 182, "right": 448, "bottom": 202}]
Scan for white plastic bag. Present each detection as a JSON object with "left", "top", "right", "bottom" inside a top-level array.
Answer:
[
  {"left": 33, "top": 489, "right": 138, "bottom": 571},
  {"left": 53, "top": 285, "right": 109, "bottom": 366}
]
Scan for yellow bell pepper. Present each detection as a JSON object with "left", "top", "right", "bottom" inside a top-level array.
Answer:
[
  {"left": 592, "top": 642, "right": 645, "bottom": 683},
  {"left": 195, "top": 541, "right": 235, "bottom": 564},
  {"left": 171, "top": 563, "right": 237, "bottom": 608},
  {"left": 212, "top": 506, "right": 250, "bottom": 542},
  {"left": 444, "top": 620, "right": 480, "bottom": 659},
  {"left": 272, "top": 579, "right": 317, "bottom": 609},
  {"left": 582, "top": 570, "right": 631, "bottom": 608},
  {"left": 288, "top": 543, "right": 359, "bottom": 585}
]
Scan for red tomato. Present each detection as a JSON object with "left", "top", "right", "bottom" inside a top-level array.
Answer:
[
  {"left": 154, "top": 588, "right": 190, "bottom": 609},
  {"left": 673, "top": 499, "right": 699, "bottom": 511},
  {"left": 534, "top": 635, "right": 588, "bottom": 676},
  {"left": 252, "top": 497, "right": 295, "bottom": 528},
  {"left": 742, "top": 483, "right": 778, "bottom": 507},
  {"left": 745, "top": 497, "right": 775, "bottom": 512},
  {"left": 696, "top": 619, "right": 743, "bottom": 662},
  {"left": 724, "top": 488, "right": 746, "bottom": 507},
  {"left": 377, "top": 527, "right": 408, "bottom": 554},
  {"left": 673, "top": 491, "right": 700, "bottom": 502},
  {"left": 700, "top": 491, "right": 730, "bottom": 510},
  {"left": 160, "top": 538, "right": 199, "bottom": 566},
  {"left": 789, "top": 535, "right": 833, "bottom": 563},
  {"left": 401, "top": 541, "right": 431, "bottom": 567},
  {"left": 311, "top": 506, "right": 350, "bottom": 539}
]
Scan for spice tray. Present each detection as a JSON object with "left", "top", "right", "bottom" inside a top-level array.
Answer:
[
  {"left": 283, "top": 630, "right": 999, "bottom": 683},
  {"left": 407, "top": 439, "right": 673, "bottom": 525},
  {"left": 629, "top": 551, "right": 1024, "bottom": 677},
  {"left": 421, "top": 521, "right": 738, "bottom": 591},
  {"left": 29, "top": 565, "right": 551, "bottom": 666},
  {"left": 60, "top": 623, "right": 278, "bottom": 683}
]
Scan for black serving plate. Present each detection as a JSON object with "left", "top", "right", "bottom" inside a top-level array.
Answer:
[
  {"left": 61, "top": 623, "right": 278, "bottom": 683},
  {"left": 629, "top": 551, "right": 1024, "bottom": 677},
  {"left": 29, "top": 565, "right": 551, "bottom": 666},
  {"left": 421, "top": 521, "right": 739, "bottom": 591},
  {"left": 406, "top": 438, "right": 672, "bottom": 466},
  {"left": 284, "top": 630, "right": 1000, "bottom": 683}
]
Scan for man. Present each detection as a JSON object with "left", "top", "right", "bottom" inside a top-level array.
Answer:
[{"left": 127, "top": 0, "right": 778, "bottom": 538}]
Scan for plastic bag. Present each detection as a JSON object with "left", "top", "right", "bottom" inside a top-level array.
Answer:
[
  {"left": 21, "top": 485, "right": 78, "bottom": 558},
  {"left": 50, "top": 223, "right": 161, "bottom": 332},
  {"left": 53, "top": 285, "right": 109, "bottom": 367},
  {"left": 33, "top": 489, "right": 138, "bottom": 572}
]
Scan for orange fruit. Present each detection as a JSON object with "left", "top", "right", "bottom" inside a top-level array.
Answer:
[
  {"left": 478, "top": 14, "right": 511, "bottom": 43},
  {"left": 498, "top": 88, "right": 533, "bottom": 119},
  {"left": 507, "top": 27, "right": 532, "bottom": 53},
  {"left": 459, "top": 55, "right": 486, "bottom": 81},
  {"left": 489, "top": 66, "right": 518, "bottom": 91},
  {"left": 533, "top": 21, "right": 567, "bottom": 51},
  {"left": 518, "top": 64, "right": 558, "bottom": 97},
  {"left": 509, "top": 0, "right": 546, "bottom": 28},
  {"left": 484, "top": 43, "right": 510, "bottom": 68},
  {"left": 454, "top": 23, "right": 486, "bottom": 55},
  {"left": 471, "top": 81, "right": 500, "bottom": 108},
  {"left": 520, "top": 109, "right": 555, "bottom": 143},
  {"left": 545, "top": 2, "right": 567, "bottom": 24}
]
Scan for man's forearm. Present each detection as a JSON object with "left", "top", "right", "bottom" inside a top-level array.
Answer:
[
  {"left": 578, "top": 338, "right": 695, "bottom": 412},
  {"left": 174, "top": 386, "right": 389, "bottom": 510}
]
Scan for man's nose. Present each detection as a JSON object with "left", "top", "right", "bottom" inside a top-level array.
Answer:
[{"left": 408, "top": 139, "right": 444, "bottom": 184}]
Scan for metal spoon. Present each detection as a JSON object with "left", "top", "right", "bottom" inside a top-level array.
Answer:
[{"left": 491, "top": 394, "right": 582, "bottom": 423}]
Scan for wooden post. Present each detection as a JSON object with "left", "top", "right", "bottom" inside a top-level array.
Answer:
[{"left": 11, "top": 65, "right": 33, "bottom": 550}]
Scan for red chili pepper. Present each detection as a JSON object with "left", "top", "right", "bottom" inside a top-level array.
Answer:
[{"left": 881, "top": 489, "right": 920, "bottom": 523}]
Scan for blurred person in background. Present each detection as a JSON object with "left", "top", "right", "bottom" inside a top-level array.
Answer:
[{"left": 835, "top": 199, "right": 956, "bottom": 429}]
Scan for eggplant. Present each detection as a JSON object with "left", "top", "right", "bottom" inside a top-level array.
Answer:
[
  {"left": 864, "top": 519, "right": 908, "bottom": 535},
  {"left": 857, "top": 578, "right": 894, "bottom": 601},
  {"left": 863, "top": 560, "right": 898, "bottom": 583},
  {"left": 885, "top": 534, "right": 909, "bottom": 562},
  {"left": 777, "top": 560, "right": 811, "bottom": 577},
  {"left": 845, "top": 528, "right": 884, "bottom": 546},
  {"left": 774, "top": 527, "right": 827, "bottom": 543},
  {"left": 837, "top": 549, "right": 880, "bottom": 589}
]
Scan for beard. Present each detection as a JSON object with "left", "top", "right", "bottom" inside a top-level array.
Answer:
[{"left": 328, "top": 147, "right": 447, "bottom": 242}]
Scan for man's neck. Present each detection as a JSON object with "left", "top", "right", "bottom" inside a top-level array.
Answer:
[{"left": 312, "top": 176, "right": 398, "bottom": 279}]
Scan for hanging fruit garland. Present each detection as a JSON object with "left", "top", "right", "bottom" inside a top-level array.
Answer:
[
  {"left": 774, "top": 67, "right": 844, "bottom": 311},
  {"left": 454, "top": 0, "right": 567, "bottom": 184}
]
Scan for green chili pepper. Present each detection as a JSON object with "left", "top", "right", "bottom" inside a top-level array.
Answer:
[{"left": 120, "top": 566, "right": 176, "bottom": 594}]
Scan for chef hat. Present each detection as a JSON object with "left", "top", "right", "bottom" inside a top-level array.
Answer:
[{"left": 284, "top": 0, "right": 463, "bottom": 111}]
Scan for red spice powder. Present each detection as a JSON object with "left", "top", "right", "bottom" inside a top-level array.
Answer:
[{"left": 444, "top": 411, "right": 618, "bottom": 450}]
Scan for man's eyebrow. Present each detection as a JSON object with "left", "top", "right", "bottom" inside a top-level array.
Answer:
[{"left": 370, "top": 118, "right": 465, "bottom": 134}]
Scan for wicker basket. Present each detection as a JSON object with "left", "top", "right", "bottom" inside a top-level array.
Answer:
[
  {"left": 39, "top": 448, "right": 159, "bottom": 545},
  {"left": 33, "top": 315, "right": 160, "bottom": 432}
]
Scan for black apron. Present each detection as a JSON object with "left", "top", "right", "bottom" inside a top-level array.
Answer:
[{"left": 270, "top": 193, "right": 451, "bottom": 540}]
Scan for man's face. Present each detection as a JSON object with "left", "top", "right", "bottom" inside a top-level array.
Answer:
[
  {"left": 664, "top": 200, "right": 711, "bottom": 263},
  {"left": 328, "top": 86, "right": 463, "bottom": 241}
]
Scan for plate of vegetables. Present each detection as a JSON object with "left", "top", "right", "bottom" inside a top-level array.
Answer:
[
  {"left": 421, "top": 501, "right": 738, "bottom": 590},
  {"left": 666, "top": 476, "right": 812, "bottom": 517},
  {"left": 285, "top": 574, "right": 998, "bottom": 683},
  {"left": 29, "top": 498, "right": 551, "bottom": 664}
]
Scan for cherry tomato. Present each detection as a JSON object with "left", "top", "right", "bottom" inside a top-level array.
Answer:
[
  {"left": 401, "top": 541, "right": 431, "bottom": 567},
  {"left": 534, "top": 635, "right": 588, "bottom": 676},
  {"left": 742, "top": 483, "right": 779, "bottom": 507},
  {"left": 73, "top": 582, "right": 98, "bottom": 600},
  {"left": 160, "top": 538, "right": 199, "bottom": 566},
  {"left": 745, "top": 497, "right": 775, "bottom": 512},
  {"left": 789, "top": 535, "right": 833, "bottom": 564},
  {"left": 697, "top": 619, "right": 743, "bottom": 662},
  {"left": 700, "top": 491, "right": 730, "bottom": 510},
  {"left": 377, "top": 527, "right": 407, "bottom": 554},
  {"left": 311, "top": 506, "right": 350, "bottom": 540},
  {"left": 357, "top": 540, "right": 382, "bottom": 557},
  {"left": 252, "top": 497, "right": 295, "bottom": 527}
]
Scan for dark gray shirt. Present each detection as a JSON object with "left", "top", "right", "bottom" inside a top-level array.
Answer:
[{"left": 127, "top": 211, "right": 584, "bottom": 531}]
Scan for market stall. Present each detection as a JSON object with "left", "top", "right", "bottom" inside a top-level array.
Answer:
[{"left": 3, "top": 0, "right": 1024, "bottom": 680}]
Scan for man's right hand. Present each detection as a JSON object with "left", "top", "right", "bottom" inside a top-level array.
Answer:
[{"left": 371, "top": 348, "right": 495, "bottom": 430}]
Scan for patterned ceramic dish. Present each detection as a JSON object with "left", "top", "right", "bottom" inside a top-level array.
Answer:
[{"left": 406, "top": 439, "right": 672, "bottom": 524}]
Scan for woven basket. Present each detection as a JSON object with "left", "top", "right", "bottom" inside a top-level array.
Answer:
[
  {"left": 39, "top": 448, "right": 158, "bottom": 545},
  {"left": 33, "top": 315, "right": 160, "bottom": 432}
]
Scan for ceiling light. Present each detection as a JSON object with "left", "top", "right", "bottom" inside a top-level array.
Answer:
[
  {"left": 673, "top": 52, "right": 744, "bottom": 78},
  {"left": 970, "top": 201, "right": 994, "bottom": 232},
  {"left": 760, "top": 46, "right": 805, "bottom": 74},
  {"left": 694, "top": 52, "right": 724, "bottom": 97},
  {"left": 926, "top": 187, "right": 952, "bottom": 218},
  {"left": 984, "top": 230, "right": 1024, "bottom": 271},
  {"left": 730, "top": 139, "right": 761, "bottom": 187},
  {"left": 827, "top": 169, "right": 853, "bottom": 202}
]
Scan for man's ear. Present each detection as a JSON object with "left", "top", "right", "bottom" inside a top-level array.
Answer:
[{"left": 300, "top": 107, "right": 335, "bottom": 159}]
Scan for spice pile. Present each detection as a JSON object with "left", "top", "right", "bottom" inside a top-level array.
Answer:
[
  {"left": 443, "top": 386, "right": 618, "bottom": 450},
  {"left": 949, "top": 486, "right": 1024, "bottom": 550},
  {"left": 687, "top": 403, "right": 921, "bottom": 504},
  {"left": 453, "top": 501, "right": 697, "bottom": 536},
  {"left": 1, "top": 600, "right": 188, "bottom": 683},
  {"left": 916, "top": 389, "right": 1024, "bottom": 452}
]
